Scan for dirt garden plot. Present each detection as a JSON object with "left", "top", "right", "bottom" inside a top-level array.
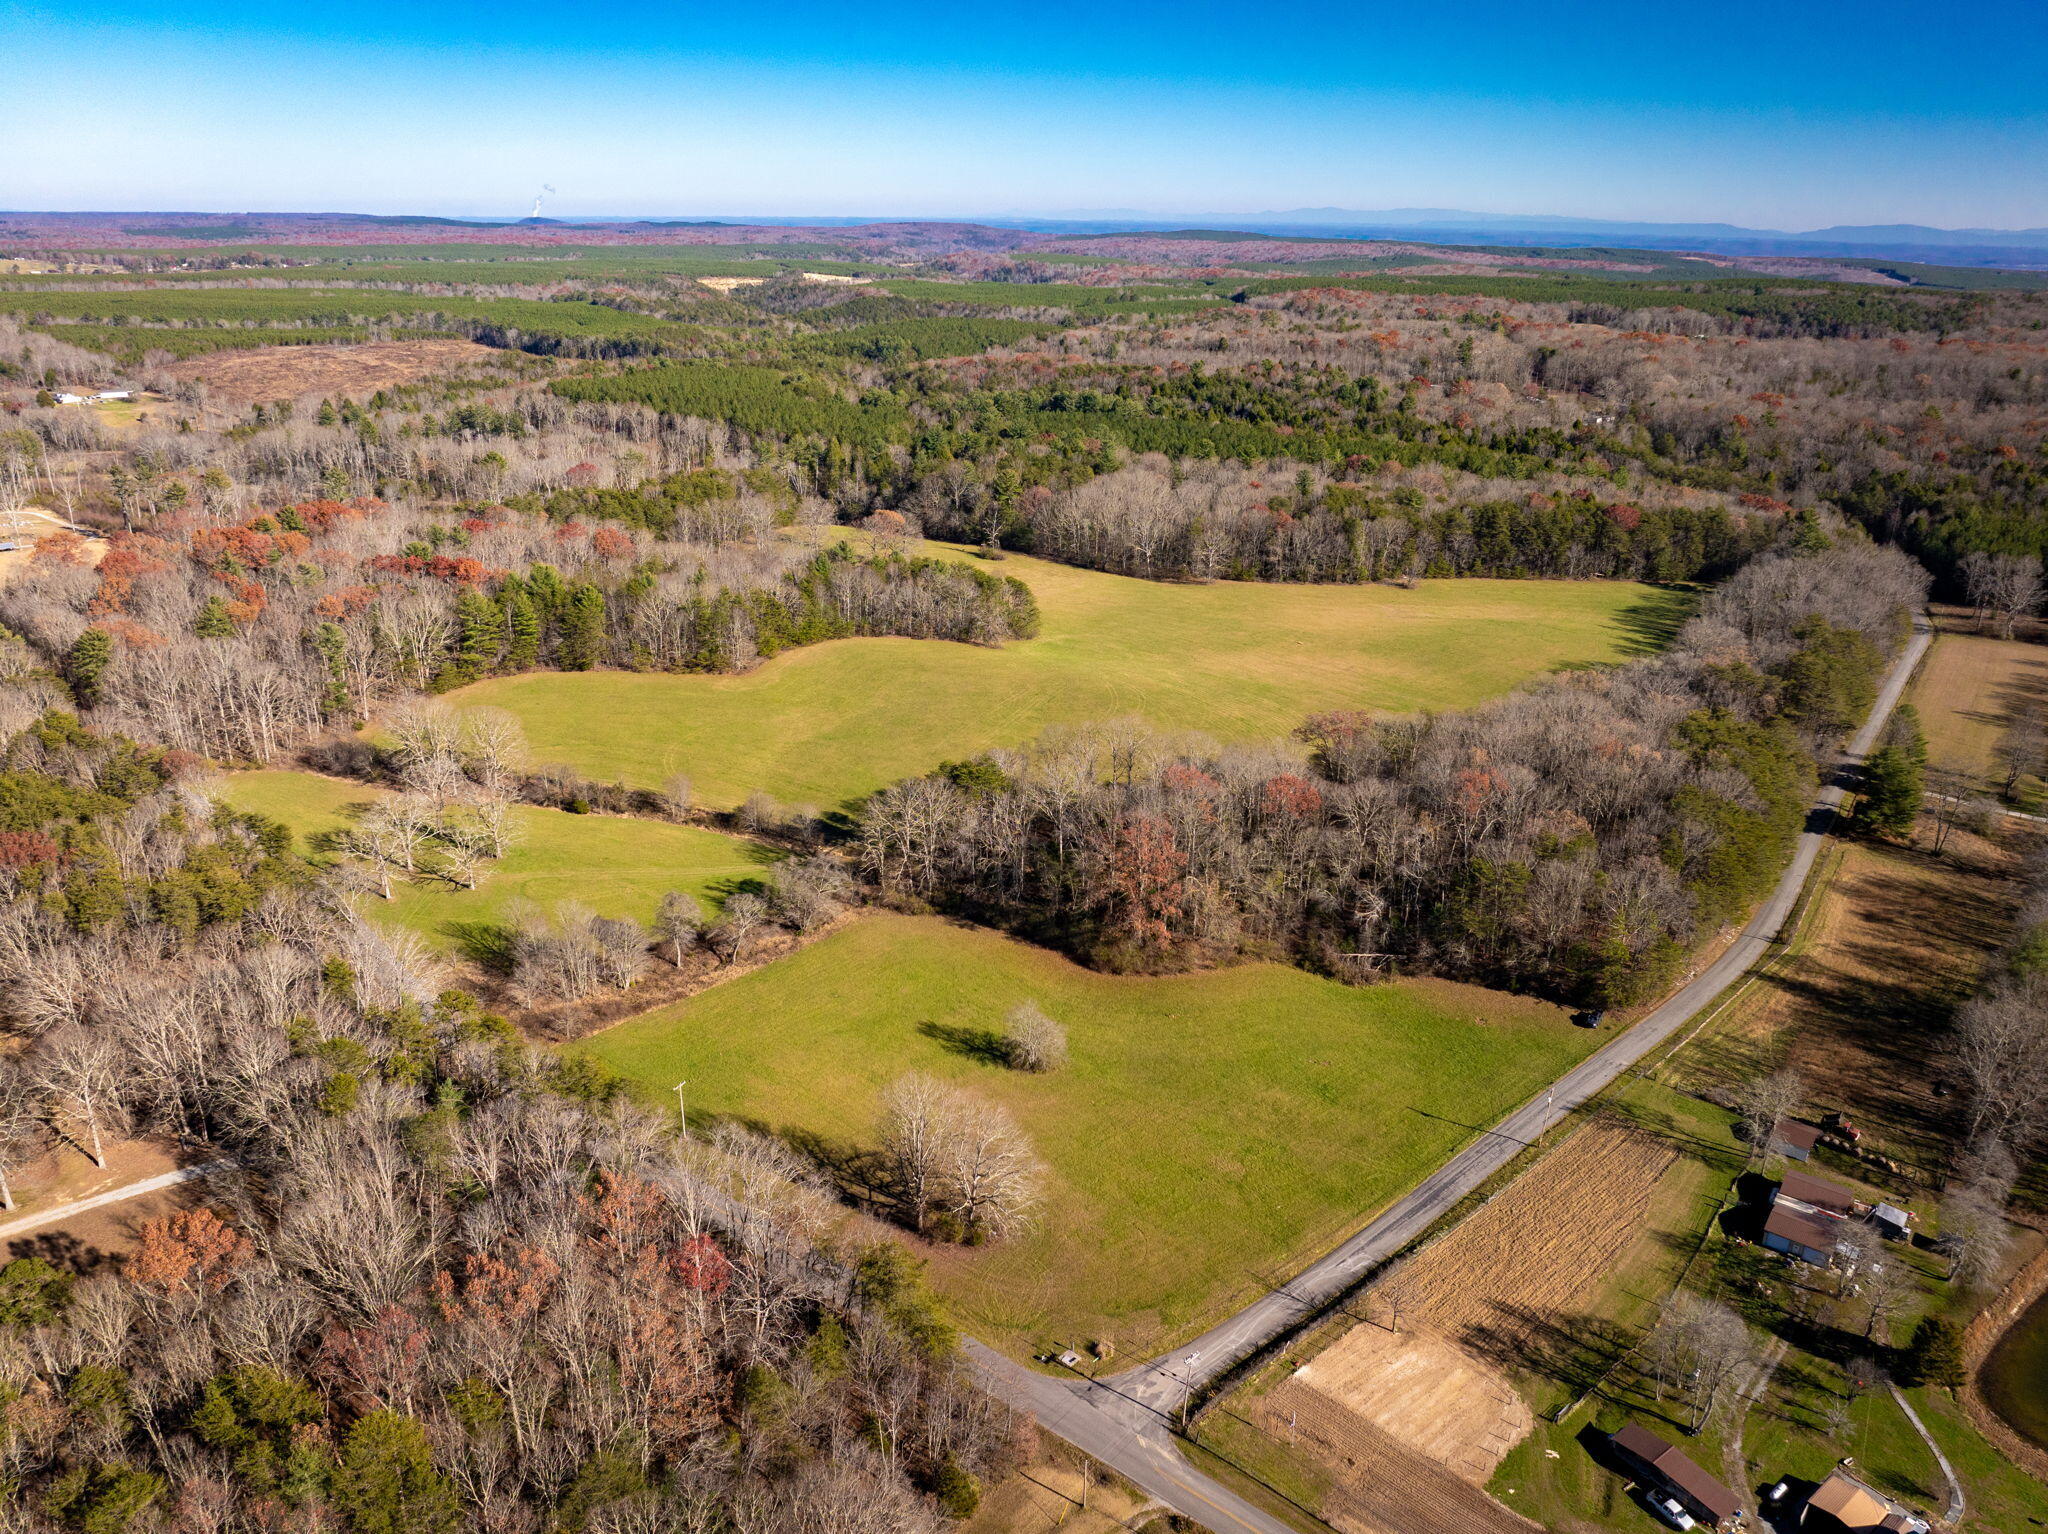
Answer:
[
  {"left": 1289, "top": 1323, "right": 1531, "bottom": 1483},
  {"left": 168, "top": 338, "right": 500, "bottom": 403},
  {"left": 1252, "top": 1379, "right": 1541, "bottom": 1534}
]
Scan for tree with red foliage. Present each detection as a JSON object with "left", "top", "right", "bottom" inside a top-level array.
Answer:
[{"left": 1094, "top": 812, "right": 1187, "bottom": 957}]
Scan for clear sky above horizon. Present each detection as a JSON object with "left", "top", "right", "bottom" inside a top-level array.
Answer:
[{"left": 4, "top": 0, "right": 2044, "bottom": 229}]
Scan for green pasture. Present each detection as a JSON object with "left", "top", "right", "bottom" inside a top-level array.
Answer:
[
  {"left": 568, "top": 909, "right": 1597, "bottom": 1359},
  {"left": 213, "top": 770, "right": 765, "bottom": 955},
  {"left": 448, "top": 546, "right": 1676, "bottom": 809}
]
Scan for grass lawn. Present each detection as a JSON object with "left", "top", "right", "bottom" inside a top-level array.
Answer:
[
  {"left": 213, "top": 770, "right": 768, "bottom": 952},
  {"left": 1906, "top": 1384, "right": 2048, "bottom": 1534},
  {"left": 1908, "top": 629, "right": 2048, "bottom": 808},
  {"left": 448, "top": 547, "right": 1680, "bottom": 809},
  {"left": 567, "top": 909, "right": 1599, "bottom": 1360}
]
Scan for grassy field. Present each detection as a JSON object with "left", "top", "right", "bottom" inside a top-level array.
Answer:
[
  {"left": 1907, "top": 629, "right": 2048, "bottom": 807},
  {"left": 213, "top": 770, "right": 766, "bottom": 952},
  {"left": 567, "top": 909, "right": 1597, "bottom": 1359},
  {"left": 449, "top": 548, "right": 1677, "bottom": 809}
]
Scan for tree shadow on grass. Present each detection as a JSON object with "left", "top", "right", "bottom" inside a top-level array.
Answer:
[
  {"left": 1610, "top": 586, "right": 1699, "bottom": 658},
  {"left": 5, "top": 1230, "right": 113, "bottom": 1276},
  {"left": 441, "top": 920, "right": 517, "bottom": 974},
  {"left": 917, "top": 1020, "right": 1012, "bottom": 1067},
  {"left": 702, "top": 873, "right": 772, "bottom": 907}
]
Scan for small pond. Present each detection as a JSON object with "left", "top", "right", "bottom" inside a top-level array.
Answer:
[{"left": 1983, "top": 1287, "right": 2048, "bottom": 1451}]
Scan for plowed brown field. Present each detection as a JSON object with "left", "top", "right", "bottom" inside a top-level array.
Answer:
[
  {"left": 1255, "top": 1378, "right": 1542, "bottom": 1534},
  {"left": 1388, "top": 1119, "right": 1678, "bottom": 1349},
  {"left": 1292, "top": 1322, "right": 1531, "bottom": 1482}
]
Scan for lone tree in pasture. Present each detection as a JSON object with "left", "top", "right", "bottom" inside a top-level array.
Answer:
[
  {"left": 1002, "top": 1002, "right": 1068, "bottom": 1072},
  {"left": 878, "top": 1073, "right": 1044, "bottom": 1242}
]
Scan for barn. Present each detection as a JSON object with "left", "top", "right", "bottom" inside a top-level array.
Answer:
[{"left": 1609, "top": 1422, "right": 1740, "bottom": 1529}]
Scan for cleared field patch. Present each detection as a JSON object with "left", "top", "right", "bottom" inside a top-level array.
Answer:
[
  {"left": 569, "top": 910, "right": 1597, "bottom": 1359},
  {"left": 1292, "top": 1323, "right": 1531, "bottom": 1483},
  {"left": 169, "top": 337, "right": 500, "bottom": 403},
  {"left": 1908, "top": 630, "right": 2048, "bottom": 806},
  {"left": 212, "top": 769, "right": 766, "bottom": 952},
  {"left": 451, "top": 550, "right": 1674, "bottom": 809},
  {"left": 1248, "top": 1381, "right": 1540, "bottom": 1534}
]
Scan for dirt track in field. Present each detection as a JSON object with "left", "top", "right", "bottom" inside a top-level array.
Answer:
[{"left": 169, "top": 338, "right": 500, "bottom": 403}]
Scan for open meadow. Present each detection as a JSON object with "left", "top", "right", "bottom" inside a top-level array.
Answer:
[
  {"left": 450, "top": 549, "right": 1677, "bottom": 809},
  {"left": 1908, "top": 628, "right": 2048, "bottom": 808},
  {"left": 213, "top": 769, "right": 765, "bottom": 951},
  {"left": 566, "top": 909, "right": 1599, "bottom": 1359}
]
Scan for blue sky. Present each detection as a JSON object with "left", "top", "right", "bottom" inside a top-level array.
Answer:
[{"left": 4, "top": 0, "right": 2044, "bottom": 228}]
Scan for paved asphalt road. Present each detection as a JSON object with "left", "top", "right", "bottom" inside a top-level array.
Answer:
[{"left": 969, "top": 615, "right": 1933, "bottom": 1534}]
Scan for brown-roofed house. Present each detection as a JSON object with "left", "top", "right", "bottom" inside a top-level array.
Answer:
[
  {"left": 1609, "top": 1422, "right": 1740, "bottom": 1529},
  {"left": 1770, "top": 1118, "right": 1821, "bottom": 1161},
  {"left": 1764, "top": 1200, "right": 1844, "bottom": 1267}
]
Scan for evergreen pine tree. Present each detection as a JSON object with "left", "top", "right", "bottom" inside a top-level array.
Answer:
[
  {"left": 1861, "top": 705, "right": 1926, "bottom": 839},
  {"left": 193, "top": 596, "right": 237, "bottom": 638},
  {"left": 330, "top": 1411, "right": 462, "bottom": 1534},
  {"left": 64, "top": 627, "right": 114, "bottom": 706},
  {"left": 500, "top": 587, "right": 540, "bottom": 672},
  {"left": 558, "top": 584, "right": 606, "bottom": 671}
]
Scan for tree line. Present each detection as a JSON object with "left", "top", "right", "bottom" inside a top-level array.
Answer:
[{"left": 859, "top": 541, "right": 1926, "bottom": 1004}]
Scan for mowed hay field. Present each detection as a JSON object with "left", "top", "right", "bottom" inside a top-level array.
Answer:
[
  {"left": 450, "top": 550, "right": 1676, "bottom": 809},
  {"left": 567, "top": 909, "right": 1598, "bottom": 1359},
  {"left": 1908, "top": 630, "right": 2048, "bottom": 806},
  {"left": 213, "top": 770, "right": 767, "bottom": 948}
]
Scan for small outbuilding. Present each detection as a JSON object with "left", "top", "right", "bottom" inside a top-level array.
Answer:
[
  {"left": 1871, "top": 1203, "right": 1911, "bottom": 1241},
  {"left": 1769, "top": 1118, "right": 1821, "bottom": 1161},
  {"left": 1609, "top": 1422, "right": 1740, "bottom": 1530},
  {"left": 1801, "top": 1469, "right": 1927, "bottom": 1531}
]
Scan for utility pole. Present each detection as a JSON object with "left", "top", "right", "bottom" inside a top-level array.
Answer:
[{"left": 674, "top": 1079, "right": 688, "bottom": 1134}]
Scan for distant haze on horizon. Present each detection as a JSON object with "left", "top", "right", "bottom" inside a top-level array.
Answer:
[{"left": 5, "top": 0, "right": 2044, "bottom": 230}]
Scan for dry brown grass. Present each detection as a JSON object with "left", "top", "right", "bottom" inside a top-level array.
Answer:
[
  {"left": 1386, "top": 1121, "right": 1679, "bottom": 1353},
  {"left": 1676, "top": 829, "right": 2024, "bottom": 1173},
  {"left": 1908, "top": 629, "right": 2048, "bottom": 803},
  {"left": 169, "top": 338, "right": 499, "bottom": 404}
]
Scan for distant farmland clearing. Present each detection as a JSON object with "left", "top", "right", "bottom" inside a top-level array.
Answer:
[
  {"left": 449, "top": 549, "right": 1675, "bottom": 809},
  {"left": 568, "top": 910, "right": 1598, "bottom": 1359}
]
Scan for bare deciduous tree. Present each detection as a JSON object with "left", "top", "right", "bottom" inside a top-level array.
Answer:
[{"left": 1002, "top": 1003, "right": 1068, "bottom": 1073}]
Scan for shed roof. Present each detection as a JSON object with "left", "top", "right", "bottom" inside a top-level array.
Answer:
[
  {"left": 1808, "top": 1472, "right": 1890, "bottom": 1528},
  {"left": 1778, "top": 1168, "right": 1855, "bottom": 1217},
  {"left": 1772, "top": 1118, "right": 1822, "bottom": 1151},
  {"left": 1609, "top": 1423, "right": 1739, "bottom": 1522}
]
